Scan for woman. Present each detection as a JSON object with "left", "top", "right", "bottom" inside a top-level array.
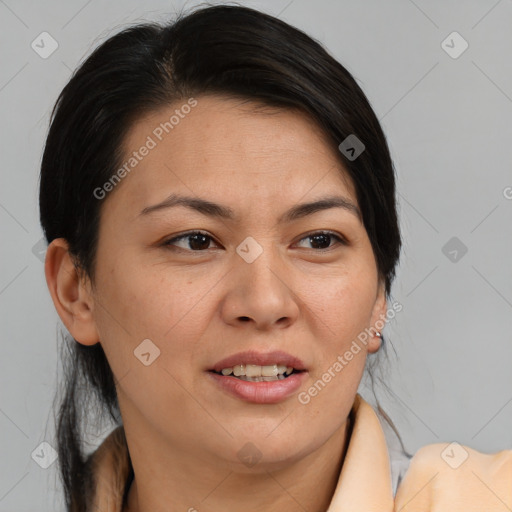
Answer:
[{"left": 39, "top": 4, "right": 512, "bottom": 511}]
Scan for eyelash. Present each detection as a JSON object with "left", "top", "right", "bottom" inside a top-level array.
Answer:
[{"left": 161, "top": 230, "right": 347, "bottom": 252}]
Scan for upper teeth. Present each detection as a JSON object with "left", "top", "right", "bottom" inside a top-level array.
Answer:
[{"left": 220, "top": 364, "right": 294, "bottom": 377}]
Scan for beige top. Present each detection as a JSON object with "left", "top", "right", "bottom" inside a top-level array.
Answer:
[{"left": 86, "top": 394, "right": 512, "bottom": 511}]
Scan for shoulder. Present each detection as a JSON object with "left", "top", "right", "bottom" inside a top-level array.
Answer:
[{"left": 394, "top": 442, "right": 512, "bottom": 510}]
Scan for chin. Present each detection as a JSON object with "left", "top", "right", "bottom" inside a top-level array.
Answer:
[{"left": 218, "top": 430, "right": 318, "bottom": 472}]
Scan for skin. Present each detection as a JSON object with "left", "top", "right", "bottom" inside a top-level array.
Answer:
[{"left": 45, "top": 95, "right": 387, "bottom": 512}]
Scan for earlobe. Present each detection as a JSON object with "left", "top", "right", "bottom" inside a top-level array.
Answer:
[
  {"left": 367, "top": 279, "right": 387, "bottom": 354},
  {"left": 44, "top": 238, "right": 99, "bottom": 346}
]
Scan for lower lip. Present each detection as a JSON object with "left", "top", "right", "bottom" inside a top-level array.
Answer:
[{"left": 206, "top": 371, "right": 308, "bottom": 404}]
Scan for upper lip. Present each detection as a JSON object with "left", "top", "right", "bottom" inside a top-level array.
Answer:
[{"left": 209, "top": 350, "right": 307, "bottom": 373}]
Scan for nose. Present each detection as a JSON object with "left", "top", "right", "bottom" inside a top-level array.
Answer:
[{"left": 220, "top": 241, "right": 300, "bottom": 331}]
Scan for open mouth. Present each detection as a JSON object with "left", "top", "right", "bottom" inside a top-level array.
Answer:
[
  {"left": 207, "top": 360, "right": 308, "bottom": 403},
  {"left": 209, "top": 365, "right": 306, "bottom": 382}
]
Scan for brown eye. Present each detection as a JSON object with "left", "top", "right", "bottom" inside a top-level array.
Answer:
[
  {"left": 163, "top": 231, "right": 218, "bottom": 251},
  {"left": 295, "top": 231, "right": 346, "bottom": 251}
]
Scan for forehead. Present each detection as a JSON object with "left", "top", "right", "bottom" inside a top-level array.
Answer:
[{"left": 107, "top": 95, "right": 357, "bottom": 219}]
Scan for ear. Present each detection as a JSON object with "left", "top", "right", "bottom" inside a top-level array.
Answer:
[
  {"left": 44, "top": 238, "right": 100, "bottom": 346},
  {"left": 367, "top": 278, "right": 387, "bottom": 354}
]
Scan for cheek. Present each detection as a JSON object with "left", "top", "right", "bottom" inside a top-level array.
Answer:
[
  {"left": 300, "top": 280, "right": 374, "bottom": 416},
  {"left": 301, "top": 262, "right": 377, "bottom": 405},
  {"left": 94, "top": 257, "right": 218, "bottom": 365},
  {"left": 311, "top": 268, "right": 377, "bottom": 346}
]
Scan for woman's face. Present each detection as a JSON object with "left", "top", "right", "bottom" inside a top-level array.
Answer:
[{"left": 65, "top": 95, "right": 387, "bottom": 469}]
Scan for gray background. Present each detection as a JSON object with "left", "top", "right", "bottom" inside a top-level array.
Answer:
[{"left": 1, "top": 0, "right": 511, "bottom": 510}]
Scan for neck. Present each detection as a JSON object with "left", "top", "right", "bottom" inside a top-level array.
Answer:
[{"left": 124, "top": 415, "right": 353, "bottom": 512}]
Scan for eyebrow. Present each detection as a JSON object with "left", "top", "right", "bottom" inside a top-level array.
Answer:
[{"left": 138, "top": 193, "right": 361, "bottom": 223}]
